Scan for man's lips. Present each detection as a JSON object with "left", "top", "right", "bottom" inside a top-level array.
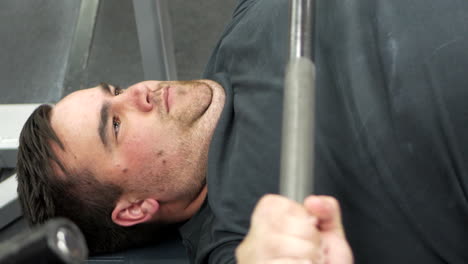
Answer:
[{"left": 163, "top": 86, "right": 171, "bottom": 112}]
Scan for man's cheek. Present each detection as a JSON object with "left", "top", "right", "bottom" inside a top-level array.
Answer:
[{"left": 121, "top": 140, "right": 152, "bottom": 164}]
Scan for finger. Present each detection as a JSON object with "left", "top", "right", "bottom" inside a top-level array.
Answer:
[
  {"left": 303, "top": 195, "right": 345, "bottom": 236},
  {"left": 263, "top": 234, "right": 323, "bottom": 261},
  {"left": 252, "top": 194, "right": 310, "bottom": 226},
  {"left": 237, "top": 227, "right": 323, "bottom": 264},
  {"left": 273, "top": 214, "right": 320, "bottom": 243},
  {"left": 253, "top": 195, "right": 322, "bottom": 240},
  {"left": 268, "top": 259, "right": 315, "bottom": 264}
]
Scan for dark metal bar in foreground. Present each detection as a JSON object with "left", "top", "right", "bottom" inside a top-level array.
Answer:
[
  {"left": 280, "top": 0, "right": 315, "bottom": 202},
  {"left": 0, "top": 218, "right": 88, "bottom": 264}
]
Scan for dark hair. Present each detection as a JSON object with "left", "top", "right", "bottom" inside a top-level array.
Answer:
[{"left": 16, "top": 104, "right": 174, "bottom": 255}]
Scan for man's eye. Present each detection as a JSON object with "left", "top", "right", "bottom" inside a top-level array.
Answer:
[
  {"left": 114, "top": 86, "right": 124, "bottom": 96},
  {"left": 113, "top": 117, "right": 121, "bottom": 137}
]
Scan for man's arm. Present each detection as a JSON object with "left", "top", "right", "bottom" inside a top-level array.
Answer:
[{"left": 236, "top": 194, "right": 353, "bottom": 264}]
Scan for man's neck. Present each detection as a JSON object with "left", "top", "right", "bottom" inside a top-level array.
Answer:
[
  {"left": 182, "top": 184, "right": 208, "bottom": 218},
  {"left": 156, "top": 184, "right": 208, "bottom": 223}
]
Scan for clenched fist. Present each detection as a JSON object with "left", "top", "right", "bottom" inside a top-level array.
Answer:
[{"left": 236, "top": 194, "right": 353, "bottom": 264}]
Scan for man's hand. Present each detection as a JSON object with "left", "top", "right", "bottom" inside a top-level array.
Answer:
[
  {"left": 236, "top": 194, "right": 353, "bottom": 264},
  {"left": 303, "top": 195, "right": 353, "bottom": 264}
]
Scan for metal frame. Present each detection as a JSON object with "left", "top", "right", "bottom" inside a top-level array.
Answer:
[
  {"left": 0, "top": 176, "right": 21, "bottom": 230},
  {"left": 63, "top": 0, "right": 100, "bottom": 95},
  {"left": 133, "top": 0, "right": 178, "bottom": 81},
  {"left": 0, "top": 104, "right": 40, "bottom": 230},
  {"left": 0, "top": 104, "right": 41, "bottom": 169}
]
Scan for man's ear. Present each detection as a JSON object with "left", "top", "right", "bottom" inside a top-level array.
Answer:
[{"left": 111, "top": 198, "right": 159, "bottom": 227}]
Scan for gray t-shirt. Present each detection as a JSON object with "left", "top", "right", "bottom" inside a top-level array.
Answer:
[
  {"left": 314, "top": 0, "right": 468, "bottom": 263},
  {"left": 180, "top": 0, "right": 468, "bottom": 263}
]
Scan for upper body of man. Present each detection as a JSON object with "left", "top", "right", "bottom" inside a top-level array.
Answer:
[
  {"left": 17, "top": 0, "right": 290, "bottom": 259},
  {"left": 16, "top": 0, "right": 468, "bottom": 263}
]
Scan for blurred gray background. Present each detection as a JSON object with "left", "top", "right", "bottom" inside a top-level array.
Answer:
[{"left": 0, "top": 0, "right": 237, "bottom": 103}]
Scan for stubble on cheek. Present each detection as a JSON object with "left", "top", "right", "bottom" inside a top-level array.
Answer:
[{"left": 169, "top": 82, "right": 212, "bottom": 126}]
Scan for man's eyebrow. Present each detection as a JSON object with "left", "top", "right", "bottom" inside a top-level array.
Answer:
[{"left": 99, "top": 102, "right": 111, "bottom": 149}]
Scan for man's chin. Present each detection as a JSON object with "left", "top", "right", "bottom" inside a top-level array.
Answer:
[
  {"left": 169, "top": 81, "right": 212, "bottom": 125},
  {"left": 197, "top": 79, "right": 224, "bottom": 109},
  {"left": 197, "top": 79, "right": 225, "bottom": 126},
  {"left": 198, "top": 79, "right": 223, "bottom": 94},
  {"left": 194, "top": 80, "right": 216, "bottom": 115},
  {"left": 170, "top": 79, "right": 224, "bottom": 127}
]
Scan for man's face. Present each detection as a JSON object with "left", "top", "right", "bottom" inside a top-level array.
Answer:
[{"left": 50, "top": 80, "right": 224, "bottom": 210}]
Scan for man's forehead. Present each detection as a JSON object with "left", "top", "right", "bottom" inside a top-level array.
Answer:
[
  {"left": 55, "top": 86, "right": 100, "bottom": 108},
  {"left": 50, "top": 87, "right": 105, "bottom": 167},
  {"left": 52, "top": 87, "right": 103, "bottom": 123}
]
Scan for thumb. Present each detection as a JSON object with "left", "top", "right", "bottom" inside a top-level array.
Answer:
[{"left": 304, "top": 195, "right": 345, "bottom": 237}]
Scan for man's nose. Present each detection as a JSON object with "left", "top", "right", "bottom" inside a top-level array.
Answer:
[{"left": 124, "top": 83, "right": 153, "bottom": 112}]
